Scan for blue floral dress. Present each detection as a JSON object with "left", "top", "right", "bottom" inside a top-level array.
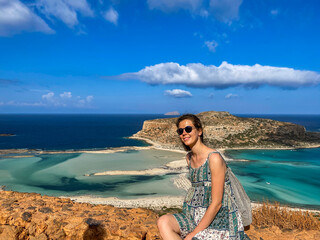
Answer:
[{"left": 173, "top": 151, "right": 250, "bottom": 240}]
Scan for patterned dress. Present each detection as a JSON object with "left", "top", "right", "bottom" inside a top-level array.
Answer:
[{"left": 173, "top": 151, "right": 250, "bottom": 240}]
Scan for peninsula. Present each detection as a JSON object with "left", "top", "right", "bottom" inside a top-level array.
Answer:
[{"left": 131, "top": 111, "right": 320, "bottom": 149}]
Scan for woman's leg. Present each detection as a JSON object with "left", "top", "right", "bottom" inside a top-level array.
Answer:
[{"left": 157, "top": 214, "right": 182, "bottom": 240}]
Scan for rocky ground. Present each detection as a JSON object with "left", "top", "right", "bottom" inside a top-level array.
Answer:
[
  {"left": 246, "top": 226, "right": 320, "bottom": 240},
  {"left": 1, "top": 190, "right": 319, "bottom": 240},
  {"left": 0, "top": 191, "right": 159, "bottom": 240}
]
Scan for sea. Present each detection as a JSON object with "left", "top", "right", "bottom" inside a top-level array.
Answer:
[{"left": 0, "top": 114, "right": 319, "bottom": 209}]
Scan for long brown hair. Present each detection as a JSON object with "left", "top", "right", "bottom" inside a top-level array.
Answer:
[{"left": 176, "top": 114, "right": 204, "bottom": 151}]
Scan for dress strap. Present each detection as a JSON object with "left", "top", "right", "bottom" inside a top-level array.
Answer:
[
  {"left": 207, "top": 151, "right": 228, "bottom": 167},
  {"left": 187, "top": 151, "right": 227, "bottom": 168},
  {"left": 207, "top": 151, "right": 220, "bottom": 159}
]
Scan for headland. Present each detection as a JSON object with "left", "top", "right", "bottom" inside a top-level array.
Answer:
[{"left": 130, "top": 111, "right": 320, "bottom": 150}]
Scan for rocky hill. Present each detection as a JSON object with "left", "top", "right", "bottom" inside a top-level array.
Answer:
[{"left": 132, "top": 111, "right": 320, "bottom": 149}]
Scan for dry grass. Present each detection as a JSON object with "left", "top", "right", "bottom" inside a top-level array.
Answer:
[
  {"left": 253, "top": 202, "right": 320, "bottom": 231},
  {"left": 153, "top": 207, "right": 182, "bottom": 216}
]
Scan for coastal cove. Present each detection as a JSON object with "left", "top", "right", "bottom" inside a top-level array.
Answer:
[{"left": 0, "top": 113, "right": 320, "bottom": 210}]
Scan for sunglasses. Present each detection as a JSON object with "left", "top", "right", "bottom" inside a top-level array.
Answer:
[{"left": 177, "top": 126, "right": 193, "bottom": 135}]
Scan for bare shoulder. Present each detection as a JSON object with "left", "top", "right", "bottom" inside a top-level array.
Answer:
[{"left": 207, "top": 151, "right": 226, "bottom": 169}]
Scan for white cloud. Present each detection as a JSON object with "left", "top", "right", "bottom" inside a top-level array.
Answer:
[
  {"left": 114, "top": 61, "right": 320, "bottom": 89},
  {"left": 270, "top": 9, "right": 279, "bottom": 16},
  {"left": 103, "top": 7, "right": 118, "bottom": 25},
  {"left": 0, "top": 0, "right": 95, "bottom": 36},
  {"left": 209, "top": 0, "right": 242, "bottom": 23},
  {"left": 0, "top": 100, "right": 45, "bottom": 106},
  {"left": 42, "top": 91, "right": 64, "bottom": 106},
  {"left": 76, "top": 95, "right": 93, "bottom": 106},
  {"left": 41, "top": 91, "right": 93, "bottom": 107},
  {"left": 225, "top": 93, "right": 238, "bottom": 99},
  {"left": 42, "top": 92, "right": 55, "bottom": 101},
  {"left": 36, "top": 0, "right": 94, "bottom": 28},
  {"left": 86, "top": 95, "right": 93, "bottom": 102},
  {"left": 60, "top": 91, "right": 72, "bottom": 98},
  {"left": 64, "top": 0, "right": 94, "bottom": 16},
  {"left": 205, "top": 40, "right": 218, "bottom": 52},
  {"left": 0, "top": 0, "right": 54, "bottom": 36},
  {"left": 165, "top": 89, "right": 192, "bottom": 98},
  {"left": 147, "top": 0, "right": 243, "bottom": 23},
  {"left": 2, "top": 91, "right": 93, "bottom": 108},
  {"left": 147, "top": 0, "right": 202, "bottom": 13}
]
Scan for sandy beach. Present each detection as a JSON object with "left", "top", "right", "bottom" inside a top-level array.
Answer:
[
  {"left": 65, "top": 194, "right": 320, "bottom": 213},
  {"left": 86, "top": 159, "right": 188, "bottom": 176},
  {"left": 66, "top": 195, "right": 185, "bottom": 210}
]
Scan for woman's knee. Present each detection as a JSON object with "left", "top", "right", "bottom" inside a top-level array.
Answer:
[
  {"left": 157, "top": 214, "right": 180, "bottom": 233},
  {"left": 157, "top": 214, "right": 170, "bottom": 230}
]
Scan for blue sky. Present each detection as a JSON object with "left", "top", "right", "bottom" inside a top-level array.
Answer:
[{"left": 0, "top": 0, "right": 319, "bottom": 114}]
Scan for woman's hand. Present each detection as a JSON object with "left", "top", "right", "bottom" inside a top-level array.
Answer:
[{"left": 184, "top": 232, "right": 196, "bottom": 240}]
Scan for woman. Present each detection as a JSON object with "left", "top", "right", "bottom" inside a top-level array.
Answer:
[{"left": 157, "top": 114, "right": 249, "bottom": 240}]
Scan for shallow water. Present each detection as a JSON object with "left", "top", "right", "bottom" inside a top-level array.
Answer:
[
  {"left": 0, "top": 149, "right": 186, "bottom": 198},
  {"left": 1, "top": 147, "right": 320, "bottom": 209},
  {"left": 226, "top": 148, "right": 320, "bottom": 209}
]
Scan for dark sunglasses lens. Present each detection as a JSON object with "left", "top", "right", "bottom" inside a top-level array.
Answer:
[
  {"left": 177, "top": 128, "right": 184, "bottom": 135},
  {"left": 185, "top": 126, "right": 192, "bottom": 133},
  {"left": 177, "top": 126, "right": 193, "bottom": 135}
]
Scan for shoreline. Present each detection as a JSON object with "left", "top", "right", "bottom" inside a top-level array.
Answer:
[
  {"left": 64, "top": 195, "right": 185, "bottom": 210},
  {"left": 64, "top": 194, "right": 320, "bottom": 213},
  {"left": 1, "top": 139, "right": 320, "bottom": 212},
  {"left": 1, "top": 186, "right": 319, "bottom": 213},
  {"left": 1, "top": 140, "right": 320, "bottom": 157}
]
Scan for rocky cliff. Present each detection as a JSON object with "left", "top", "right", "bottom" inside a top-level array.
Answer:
[
  {"left": 0, "top": 191, "right": 159, "bottom": 240},
  {"left": 132, "top": 111, "right": 320, "bottom": 149}
]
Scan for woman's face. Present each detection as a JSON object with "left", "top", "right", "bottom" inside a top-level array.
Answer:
[{"left": 178, "top": 119, "right": 202, "bottom": 147}]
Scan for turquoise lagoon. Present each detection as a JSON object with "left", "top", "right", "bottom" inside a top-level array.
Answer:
[
  {"left": 1, "top": 147, "right": 320, "bottom": 209},
  {"left": 225, "top": 148, "right": 320, "bottom": 209},
  {"left": 0, "top": 149, "right": 186, "bottom": 199}
]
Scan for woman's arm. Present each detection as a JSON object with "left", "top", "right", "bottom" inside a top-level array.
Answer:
[{"left": 184, "top": 153, "right": 226, "bottom": 240}]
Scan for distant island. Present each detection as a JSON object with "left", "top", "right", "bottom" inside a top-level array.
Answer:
[
  {"left": 0, "top": 134, "right": 15, "bottom": 137},
  {"left": 132, "top": 111, "right": 320, "bottom": 149},
  {"left": 164, "top": 111, "right": 180, "bottom": 116}
]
